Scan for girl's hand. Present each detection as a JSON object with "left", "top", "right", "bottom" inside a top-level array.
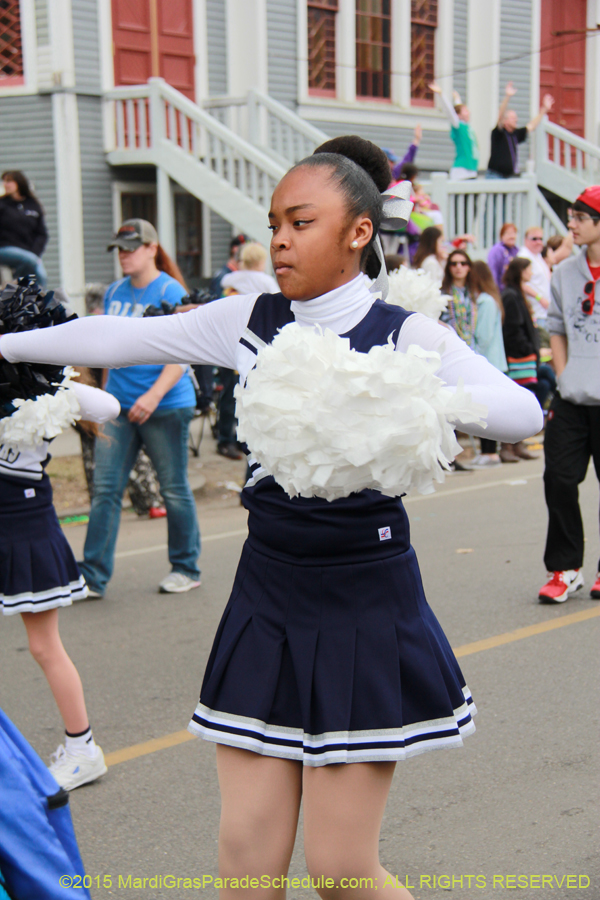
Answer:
[{"left": 128, "top": 389, "right": 160, "bottom": 424}]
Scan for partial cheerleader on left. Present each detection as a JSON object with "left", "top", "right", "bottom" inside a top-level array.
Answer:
[{"left": 0, "top": 279, "right": 120, "bottom": 789}]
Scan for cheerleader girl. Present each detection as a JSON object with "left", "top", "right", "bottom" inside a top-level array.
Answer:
[
  {"left": 0, "top": 137, "right": 542, "bottom": 897},
  {"left": 0, "top": 379, "right": 120, "bottom": 791}
]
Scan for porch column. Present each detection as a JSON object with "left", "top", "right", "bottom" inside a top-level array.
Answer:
[{"left": 157, "top": 167, "right": 176, "bottom": 257}]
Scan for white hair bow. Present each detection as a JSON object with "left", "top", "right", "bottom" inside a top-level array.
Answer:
[{"left": 369, "top": 180, "right": 414, "bottom": 300}]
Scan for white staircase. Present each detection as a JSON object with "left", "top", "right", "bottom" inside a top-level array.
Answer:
[
  {"left": 104, "top": 80, "right": 595, "bottom": 256},
  {"left": 535, "top": 118, "right": 600, "bottom": 202},
  {"left": 203, "top": 90, "right": 328, "bottom": 167},
  {"left": 103, "top": 79, "right": 328, "bottom": 248},
  {"left": 105, "top": 79, "right": 286, "bottom": 247}
]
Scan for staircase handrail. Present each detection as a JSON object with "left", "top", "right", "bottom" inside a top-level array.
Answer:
[
  {"left": 105, "top": 78, "right": 286, "bottom": 181},
  {"left": 538, "top": 118, "right": 600, "bottom": 159},
  {"left": 535, "top": 117, "right": 600, "bottom": 200},
  {"left": 247, "top": 90, "right": 328, "bottom": 145}
]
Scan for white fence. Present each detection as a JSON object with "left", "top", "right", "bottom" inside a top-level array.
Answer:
[{"left": 423, "top": 172, "right": 567, "bottom": 255}]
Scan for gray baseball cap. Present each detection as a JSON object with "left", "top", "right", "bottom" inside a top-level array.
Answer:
[{"left": 107, "top": 219, "right": 158, "bottom": 251}]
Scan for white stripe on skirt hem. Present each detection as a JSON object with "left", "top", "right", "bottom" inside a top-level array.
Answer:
[{"left": 188, "top": 690, "right": 476, "bottom": 766}]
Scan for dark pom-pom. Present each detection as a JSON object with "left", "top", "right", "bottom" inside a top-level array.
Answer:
[
  {"left": 313, "top": 136, "right": 390, "bottom": 193},
  {"left": 142, "top": 300, "right": 178, "bottom": 317},
  {"left": 0, "top": 278, "right": 78, "bottom": 419},
  {"left": 0, "top": 278, "right": 77, "bottom": 334}
]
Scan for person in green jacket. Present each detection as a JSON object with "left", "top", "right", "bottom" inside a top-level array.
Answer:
[{"left": 429, "top": 82, "right": 479, "bottom": 180}]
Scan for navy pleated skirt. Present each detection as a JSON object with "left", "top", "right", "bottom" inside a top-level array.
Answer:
[
  {"left": 189, "top": 539, "right": 476, "bottom": 766},
  {"left": 0, "top": 475, "right": 87, "bottom": 616}
]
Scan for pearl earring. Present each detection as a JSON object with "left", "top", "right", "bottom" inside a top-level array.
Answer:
[{"left": 351, "top": 240, "right": 359, "bottom": 249}]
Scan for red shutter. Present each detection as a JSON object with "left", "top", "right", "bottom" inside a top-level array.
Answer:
[
  {"left": 157, "top": 0, "right": 195, "bottom": 100},
  {"left": 410, "top": 0, "right": 438, "bottom": 106},
  {"left": 540, "top": 0, "right": 586, "bottom": 137},
  {"left": 112, "top": 0, "right": 195, "bottom": 100},
  {"left": 112, "top": 0, "right": 153, "bottom": 87},
  {"left": 308, "top": 0, "right": 338, "bottom": 97},
  {"left": 0, "top": 0, "right": 25, "bottom": 86}
]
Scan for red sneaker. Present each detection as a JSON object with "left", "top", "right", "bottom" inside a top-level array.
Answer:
[
  {"left": 149, "top": 507, "right": 167, "bottom": 519},
  {"left": 590, "top": 574, "right": 600, "bottom": 600},
  {"left": 538, "top": 569, "right": 584, "bottom": 603}
]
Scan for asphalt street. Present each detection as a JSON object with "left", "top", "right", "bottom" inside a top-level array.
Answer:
[{"left": 1, "top": 457, "right": 598, "bottom": 900}]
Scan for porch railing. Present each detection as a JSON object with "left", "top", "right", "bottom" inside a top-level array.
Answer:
[
  {"left": 203, "top": 90, "right": 327, "bottom": 166},
  {"left": 104, "top": 78, "right": 285, "bottom": 212},
  {"left": 535, "top": 117, "right": 600, "bottom": 201},
  {"left": 424, "top": 172, "right": 567, "bottom": 255}
]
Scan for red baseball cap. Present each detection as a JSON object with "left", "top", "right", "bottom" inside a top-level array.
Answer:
[{"left": 575, "top": 186, "right": 600, "bottom": 216}]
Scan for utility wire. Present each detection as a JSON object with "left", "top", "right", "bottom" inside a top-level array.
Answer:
[{"left": 268, "top": 27, "right": 598, "bottom": 82}]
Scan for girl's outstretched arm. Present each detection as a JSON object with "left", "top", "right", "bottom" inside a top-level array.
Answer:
[
  {"left": 397, "top": 313, "right": 543, "bottom": 442},
  {"left": 0, "top": 293, "right": 259, "bottom": 370}
]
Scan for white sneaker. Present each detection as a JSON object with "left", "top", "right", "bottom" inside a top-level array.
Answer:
[
  {"left": 159, "top": 572, "right": 201, "bottom": 593},
  {"left": 470, "top": 454, "right": 502, "bottom": 468},
  {"left": 49, "top": 744, "right": 107, "bottom": 791}
]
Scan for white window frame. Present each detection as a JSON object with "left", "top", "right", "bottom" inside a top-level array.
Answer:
[
  {"left": 0, "top": 0, "right": 37, "bottom": 96},
  {"left": 297, "top": 0, "right": 452, "bottom": 128}
]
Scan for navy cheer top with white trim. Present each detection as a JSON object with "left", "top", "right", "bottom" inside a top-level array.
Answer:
[{"left": 240, "top": 293, "right": 414, "bottom": 565}]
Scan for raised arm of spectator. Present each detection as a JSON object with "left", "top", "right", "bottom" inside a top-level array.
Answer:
[
  {"left": 429, "top": 82, "right": 459, "bottom": 129},
  {"left": 391, "top": 125, "right": 421, "bottom": 181},
  {"left": 526, "top": 94, "right": 554, "bottom": 132},
  {"left": 496, "top": 82, "right": 516, "bottom": 128}
]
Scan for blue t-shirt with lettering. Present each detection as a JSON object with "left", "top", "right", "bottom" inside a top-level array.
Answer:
[{"left": 104, "top": 273, "right": 195, "bottom": 411}]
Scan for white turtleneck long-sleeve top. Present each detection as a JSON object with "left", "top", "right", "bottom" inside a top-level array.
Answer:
[{"left": 0, "top": 276, "right": 542, "bottom": 442}]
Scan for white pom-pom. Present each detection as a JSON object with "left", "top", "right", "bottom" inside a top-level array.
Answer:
[
  {"left": 386, "top": 267, "right": 448, "bottom": 320},
  {"left": 235, "top": 324, "right": 487, "bottom": 501},
  {"left": 0, "top": 367, "right": 81, "bottom": 447}
]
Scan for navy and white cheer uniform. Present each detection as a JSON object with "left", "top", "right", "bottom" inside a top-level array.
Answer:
[
  {"left": 0, "top": 383, "right": 120, "bottom": 616},
  {"left": 0, "top": 275, "right": 543, "bottom": 760}
]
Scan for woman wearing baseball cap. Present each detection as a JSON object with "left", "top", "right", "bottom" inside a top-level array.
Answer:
[{"left": 77, "top": 220, "right": 201, "bottom": 598}]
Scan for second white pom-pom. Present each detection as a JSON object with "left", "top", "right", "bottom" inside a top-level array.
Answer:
[
  {"left": 235, "top": 324, "right": 486, "bottom": 501},
  {"left": 386, "top": 266, "right": 448, "bottom": 320}
]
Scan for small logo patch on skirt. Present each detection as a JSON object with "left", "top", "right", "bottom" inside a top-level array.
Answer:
[
  {"left": 378, "top": 526, "right": 392, "bottom": 541},
  {"left": 24, "top": 488, "right": 36, "bottom": 498}
]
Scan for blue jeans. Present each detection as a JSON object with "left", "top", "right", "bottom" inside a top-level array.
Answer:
[
  {"left": 0, "top": 246, "right": 47, "bottom": 286},
  {"left": 79, "top": 407, "right": 200, "bottom": 592}
]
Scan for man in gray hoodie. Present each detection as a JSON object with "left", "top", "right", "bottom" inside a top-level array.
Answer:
[{"left": 539, "top": 186, "right": 600, "bottom": 603}]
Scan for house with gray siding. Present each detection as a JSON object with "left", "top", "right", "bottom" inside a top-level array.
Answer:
[{"left": 0, "top": 1, "right": 597, "bottom": 310}]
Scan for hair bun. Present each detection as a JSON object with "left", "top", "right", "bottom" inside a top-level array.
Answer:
[{"left": 313, "top": 136, "right": 390, "bottom": 193}]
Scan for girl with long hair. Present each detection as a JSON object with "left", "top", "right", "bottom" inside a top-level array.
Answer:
[
  {"left": 76, "top": 219, "right": 201, "bottom": 598},
  {"left": 0, "top": 138, "right": 542, "bottom": 900},
  {"left": 440, "top": 249, "right": 478, "bottom": 348},
  {"left": 470, "top": 260, "right": 507, "bottom": 466},
  {"left": 0, "top": 170, "right": 48, "bottom": 286},
  {"left": 412, "top": 225, "right": 445, "bottom": 283}
]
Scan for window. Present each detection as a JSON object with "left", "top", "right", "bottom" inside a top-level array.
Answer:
[
  {"left": 356, "top": 0, "right": 391, "bottom": 100},
  {"left": 410, "top": 0, "right": 438, "bottom": 106},
  {"left": 307, "top": 0, "right": 338, "bottom": 96},
  {"left": 121, "top": 192, "right": 157, "bottom": 225},
  {"left": 0, "top": 0, "right": 24, "bottom": 86}
]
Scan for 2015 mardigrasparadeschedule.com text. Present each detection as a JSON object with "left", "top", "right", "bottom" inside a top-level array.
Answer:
[{"left": 57, "top": 873, "right": 593, "bottom": 891}]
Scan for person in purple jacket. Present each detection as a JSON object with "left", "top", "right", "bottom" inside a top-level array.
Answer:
[
  {"left": 382, "top": 124, "right": 422, "bottom": 185},
  {"left": 487, "top": 222, "right": 519, "bottom": 289}
]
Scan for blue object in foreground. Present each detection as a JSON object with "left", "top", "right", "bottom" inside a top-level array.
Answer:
[{"left": 0, "top": 708, "right": 91, "bottom": 900}]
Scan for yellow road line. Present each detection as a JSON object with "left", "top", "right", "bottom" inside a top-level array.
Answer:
[
  {"left": 104, "top": 606, "right": 600, "bottom": 769},
  {"left": 105, "top": 730, "right": 195, "bottom": 766},
  {"left": 454, "top": 606, "right": 600, "bottom": 657}
]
